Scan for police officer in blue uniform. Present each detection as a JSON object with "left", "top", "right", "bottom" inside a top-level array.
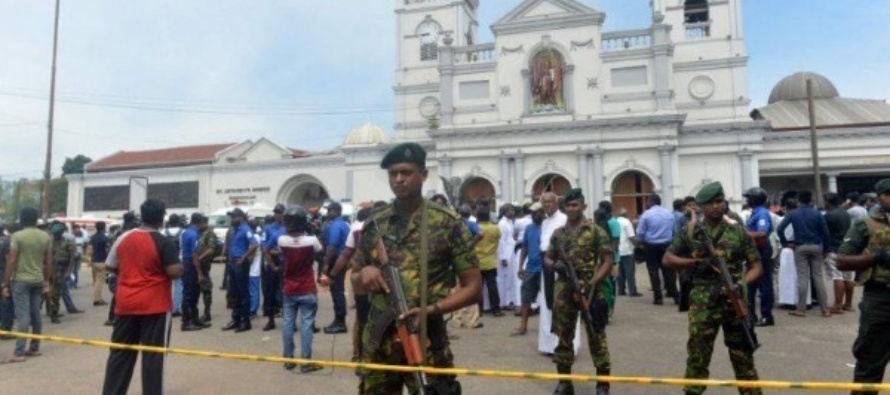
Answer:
[
  {"left": 181, "top": 212, "right": 210, "bottom": 331},
  {"left": 261, "top": 204, "right": 288, "bottom": 331},
  {"left": 744, "top": 187, "right": 775, "bottom": 327},
  {"left": 222, "top": 208, "right": 259, "bottom": 333}
]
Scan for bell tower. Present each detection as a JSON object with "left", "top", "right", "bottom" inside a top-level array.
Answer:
[{"left": 393, "top": 0, "right": 479, "bottom": 139}]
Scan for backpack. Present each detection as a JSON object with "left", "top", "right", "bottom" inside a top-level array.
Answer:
[{"left": 165, "top": 227, "right": 183, "bottom": 254}]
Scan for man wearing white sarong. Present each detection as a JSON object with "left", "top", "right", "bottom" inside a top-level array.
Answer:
[
  {"left": 776, "top": 195, "right": 812, "bottom": 307},
  {"left": 538, "top": 193, "right": 580, "bottom": 354},
  {"left": 513, "top": 205, "right": 533, "bottom": 309},
  {"left": 497, "top": 205, "right": 517, "bottom": 310}
]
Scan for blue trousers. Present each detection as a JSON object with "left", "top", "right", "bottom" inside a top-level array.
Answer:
[
  {"left": 282, "top": 293, "right": 317, "bottom": 359},
  {"left": 181, "top": 263, "right": 200, "bottom": 322},
  {"left": 329, "top": 269, "right": 347, "bottom": 321},
  {"left": 249, "top": 276, "right": 261, "bottom": 317},
  {"left": 748, "top": 251, "right": 775, "bottom": 319},
  {"left": 229, "top": 258, "right": 251, "bottom": 325},
  {"left": 172, "top": 278, "right": 183, "bottom": 314}
]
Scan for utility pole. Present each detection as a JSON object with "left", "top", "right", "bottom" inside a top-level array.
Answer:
[
  {"left": 806, "top": 78, "right": 824, "bottom": 207},
  {"left": 42, "top": 0, "right": 61, "bottom": 220}
]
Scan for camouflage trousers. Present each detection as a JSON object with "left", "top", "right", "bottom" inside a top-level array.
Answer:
[
  {"left": 199, "top": 260, "right": 213, "bottom": 308},
  {"left": 552, "top": 279, "right": 610, "bottom": 374},
  {"left": 685, "top": 284, "right": 761, "bottom": 395},
  {"left": 360, "top": 321, "right": 459, "bottom": 395},
  {"left": 47, "top": 265, "right": 68, "bottom": 318}
]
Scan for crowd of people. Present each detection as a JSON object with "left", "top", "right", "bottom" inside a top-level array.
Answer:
[{"left": 1, "top": 141, "right": 889, "bottom": 394}]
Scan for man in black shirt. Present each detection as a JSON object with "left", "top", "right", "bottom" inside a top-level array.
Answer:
[{"left": 823, "top": 193, "right": 854, "bottom": 313}]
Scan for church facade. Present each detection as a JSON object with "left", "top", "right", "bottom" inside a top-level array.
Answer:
[{"left": 66, "top": 0, "right": 890, "bottom": 220}]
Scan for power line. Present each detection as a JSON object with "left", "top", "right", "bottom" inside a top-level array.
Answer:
[{"left": 0, "top": 89, "right": 401, "bottom": 116}]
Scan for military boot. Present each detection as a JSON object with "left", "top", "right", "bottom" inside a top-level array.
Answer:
[
  {"left": 553, "top": 365, "right": 574, "bottom": 395},
  {"left": 202, "top": 306, "right": 212, "bottom": 322}
]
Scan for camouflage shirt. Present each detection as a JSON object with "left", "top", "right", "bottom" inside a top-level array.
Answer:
[
  {"left": 838, "top": 207, "right": 889, "bottom": 256},
  {"left": 358, "top": 201, "right": 479, "bottom": 312},
  {"left": 668, "top": 221, "right": 760, "bottom": 283},
  {"left": 546, "top": 221, "right": 612, "bottom": 279},
  {"left": 52, "top": 236, "right": 76, "bottom": 267},
  {"left": 196, "top": 229, "right": 222, "bottom": 262}
]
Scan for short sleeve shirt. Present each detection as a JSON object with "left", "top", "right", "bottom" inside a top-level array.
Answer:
[
  {"left": 325, "top": 217, "right": 350, "bottom": 256},
  {"left": 228, "top": 223, "right": 258, "bottom": 259},
  {"left": 345, "top": 221, "right": 364, "bottom": 250},
  {"left": 10, "top": 228, "right": 51, "bottom": 283},
  {"left": 668, "top": 221, "right": 760, "bottom": 283},
  {"left": 278, "top": 234, "right": 322, "bottom": 296},
  {"left": 523, "top": 224, "right": 544, "bottom": 273},
  {"left": 90, "top": 232, "right": 109, "bottom": 263},
  {"left": 107, "top": 229, "right": 180, "bottom": 315},
  {"left": 475, "top": 222, "right": 500, "bottom": 271},
  {"left": 358, "top": 203, "right": 479, "bottom": 310},
  {"left": 547, "top": 222, "right": 612, "bottom": 277},
  {"left": 180, "top": 226, "right": 200, "bottom": 263}
]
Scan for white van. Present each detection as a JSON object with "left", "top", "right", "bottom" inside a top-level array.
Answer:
[{"left": 207, "top": 204, "right": 275, "bottom": 242}]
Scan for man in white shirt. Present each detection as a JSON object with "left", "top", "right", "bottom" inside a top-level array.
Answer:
[
  {"left": 538, "top": 192, "right": 580, "bottom": 355},
  {"left": 497, "top": 204, "right": 517, "bottom": 310},
  {"left": 615, "top": 208, "right": 640, "bottom": 297},
  {"left": 512, "top": 204, "right": 533, "bottom": 310}
]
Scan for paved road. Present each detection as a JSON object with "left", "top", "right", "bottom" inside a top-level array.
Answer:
[{"left": 0, "top": 264, "right": 864, "bottom": 394}]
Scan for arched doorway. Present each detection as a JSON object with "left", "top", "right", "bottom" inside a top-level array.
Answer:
[
  {"left": 278, "top": 175, "right": 330, "bottom": 209},
  {"left": 611, "top": 171, "right": 654, "bottom": 221},
  {"left": 460, "top": 177, "right": 496, "bottom": 211},
  {"left": 532, "top": 173, "right": 571, "bottom": 200}
]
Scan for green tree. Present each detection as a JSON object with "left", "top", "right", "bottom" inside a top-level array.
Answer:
[{"left": 62, "top": 154, "right": 92, "bottom": 175}]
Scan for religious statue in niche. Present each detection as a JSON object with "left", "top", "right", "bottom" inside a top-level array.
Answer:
[{"left": 530, "top": 48, "right": 566, "bottom": 113}]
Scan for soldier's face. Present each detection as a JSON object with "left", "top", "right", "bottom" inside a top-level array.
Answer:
[
  {"left": 388, "top": 163, "right": 427, "bottom": 200},
  {"left": 701, "top": 198, "right": 725, "bottom": 221},
  {"left": 564, "top": 199, "right": 586, "bottom": 222},
  {"left": 879, "top": 193, "right": 890, "bottom": 211}
]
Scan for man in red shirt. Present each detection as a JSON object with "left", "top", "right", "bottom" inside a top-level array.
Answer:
[
  {"left": 278, "top": 205, "right": 324, "bottom": 373},
  {"left": 102, "top": 199, "right": 184, "bottom": 395}
]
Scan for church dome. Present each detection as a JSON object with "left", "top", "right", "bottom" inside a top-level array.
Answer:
[
  {"left": 343, "top": 123, "right": 389, "bottom": 146},
  {"left": 768, "top": 71, "right": 839, "bottom": 104}
]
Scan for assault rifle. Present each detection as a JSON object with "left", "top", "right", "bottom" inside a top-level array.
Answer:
[
  {"left": 555, "top": 244, "right": 602, "bottom": 348},
  {"left": 365, "top": 222, "right": 430, "bottom": 394},
  {"left": 695, "top": 223, "right": 760, "bottom": 353}
]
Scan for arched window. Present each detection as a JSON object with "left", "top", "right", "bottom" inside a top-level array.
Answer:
[
  {"left": 529, "top": 48, "right": 566, "bottom": 114},
  {"left": 460, "top": 177, "right": 496, "bottom": 210},
  {"left": 684, "top": 0, "right": 710, "bottom": 38},
  {"left": 532, "top": 174, "right": 571, "bottom": 200}
]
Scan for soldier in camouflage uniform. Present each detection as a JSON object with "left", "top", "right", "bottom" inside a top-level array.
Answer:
[
  {"left": 353, "top": 142, "right": 482, "bottom": 395},
  {"left": 48, "top": 222, "right": 80, "bottom": 323},
  {"left": 544, "top": 188, "right": 613, "bottom": 395},
  {"left": 838, "top": 179, "right": 890, "bottom": 395},
  {"left": 663, "top": 181, "right": 763, "bottom": 395},
  {"left": 194, "top": 216, "right": 221, "bottom": 322}
]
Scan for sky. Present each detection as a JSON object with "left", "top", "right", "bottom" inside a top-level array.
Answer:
[{"left": 0, "top": 0, "right": 888, "bottom": 180}]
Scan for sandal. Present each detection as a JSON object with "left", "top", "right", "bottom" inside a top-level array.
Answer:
[
  {"left": 821, "top": 311, "right": 833, "bottom": 318},
  {"left": 24, "top": 351, "right": 41, "bottom": 357},
  {"left": 510, "top": 329, "right": 527, "bottom": 337},
  {"left": 788, "top": 311, "right": 806, "bottom": 317},
  {"left": 830, "top": 307, "right": 844, "bottom": 315},
  {"left": 7, "top": 356, "right": 26, "bottom": 363}
]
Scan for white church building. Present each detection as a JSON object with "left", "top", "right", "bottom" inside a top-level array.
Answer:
[{"left": 66, "top": 0, "right": 890, "bottom": 220}]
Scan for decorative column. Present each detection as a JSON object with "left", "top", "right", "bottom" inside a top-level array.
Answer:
[
  {"left": 827, "top": 172, "right": 839, "bottom": 193},
  {"left": 738, "top": 150, "right": 754, "bottom": 191},
  {"left": 577, "top": 149, "right": 589, "bottom": 200},
  {"left": 658, "top": 145, "right": 675, "bottom": 206},
  {"left": 438, "top": 36, "right": 456, "bottom": 125},
  {"left": 500, "top": 154, "right": 510, "bottom": 202},
  {"left": 651, "top": 17, "right": 673, "bottom": 110},
  {"left": 591, "top": 148, "right": 605, "bottom": 204},
  {"left": 514, "top": 154, "right": 525, "bottom": 202}
]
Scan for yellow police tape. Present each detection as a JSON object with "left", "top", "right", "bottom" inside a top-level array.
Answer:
[{"left": 1, "top": 329, "right": 886, "bottom": 392}]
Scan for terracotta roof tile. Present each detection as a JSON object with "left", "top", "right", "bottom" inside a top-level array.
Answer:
[{"left": 87, "top": 143, "right": 236, "bottom": 172}]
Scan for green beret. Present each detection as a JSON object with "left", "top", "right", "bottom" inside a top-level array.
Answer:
[
  {"left": 695, "top": 181, "right": 725, "bottom": 205},
  {"left": 564, "top": 188, "right": 585, "bottom": 203},
  {"left": 875, "top": 179, "right": 890, "bottom": 195},
  {"left": 380, "top": 142, "right": 427, "bottom": 169}
]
